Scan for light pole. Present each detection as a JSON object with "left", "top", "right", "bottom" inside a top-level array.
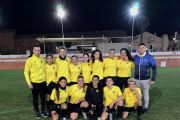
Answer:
[{"left": 130, "top": 2, "right": 139, "bottom": 53}]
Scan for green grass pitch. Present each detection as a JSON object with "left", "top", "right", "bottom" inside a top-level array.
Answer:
[{"left": 0, "top": 68, "right": 180, "bottom": 120}]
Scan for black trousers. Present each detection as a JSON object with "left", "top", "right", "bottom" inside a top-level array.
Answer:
[
  {"left": 89, "top": 103, "right": 104, "bottom": 120},
  {"left": 116, "top": 77, "right": 130, "bottom": 89},
  {"left": 31, "top": 81, "right": 46, "bottom": 112}
]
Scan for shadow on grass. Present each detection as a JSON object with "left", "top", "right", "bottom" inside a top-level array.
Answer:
[{"left": 148, "top": 87, "right": 162, "bottom": 109}]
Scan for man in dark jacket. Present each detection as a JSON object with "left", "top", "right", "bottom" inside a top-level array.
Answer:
[{"left": 134, "top": 43, "right": 157, "bottom": 114}]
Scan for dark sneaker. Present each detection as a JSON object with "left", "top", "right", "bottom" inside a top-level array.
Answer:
[
  {"left": 137, "top": 116, "right": 143, "bottom": 120},
  {"left": 142, "top": 108, "right": 148, "bottom": 114},
  {"left": 36, "top": 112, "right": 40, "bottom": 119},
  {"left": 41, "top": 111, "right": 48, "bottom": 117}
]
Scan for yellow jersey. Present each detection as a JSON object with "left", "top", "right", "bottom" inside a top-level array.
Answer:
[
  {"left": 24, "top": 54, "right": 46, "bottom": 84},
  {"left": 123, "top": 87, "right": 142, "bottom": 107},
  {"left": 116, "top": 59, "right": 135, "bottom": 77},
  {"left": 45, "top": 64, "right": 57, "bottom": 86},
  {"left": 103, "top": 86, "right": 122, "bottom": 106},
  {"left": 90, "top": 59, "right": 103, "bottom": 80},
  {"left": 68, "top": 84, "right": 87, "bottom": 104},
  {"left": 81, "top": 62, "right": 91, "bottom": 83},
  {"left": 103, "top": 57, "right": 118, "bottom": 77},
  {"left": 54, "top": 57, "right": 71, "bottom": 83},
  {"left": 69, "top": 63, "right": 82, "bottom": 82},
  {"left": 50, "top": 87, "right": 68, "bottom": 104}
]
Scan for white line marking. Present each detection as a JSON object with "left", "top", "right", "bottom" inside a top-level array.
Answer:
[{"left": 0, "top": 107, "right": 33, "bottom": 115}]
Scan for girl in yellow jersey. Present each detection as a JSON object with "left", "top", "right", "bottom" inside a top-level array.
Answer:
[
  {"left": 116, "top": 48, "right": 135, "bottom": 92},
  {"left": 69, "top": 55, "right": 82, "bottom": 85},
  {"left": 45, "top": 54, "right": 57, "bottom": 116},
  {"left": 54, "top": 47, "right": 71, "bottom": 86},
  {"left": 81, "top": 53, "right": 91, "bottom": 86},
  {"left": 90, "top": 49, "right": 104, "bottom": 86},
  {"left": 50, "top": 77, "right": 68, "bottom": 120},
  {"left": 103, "top": 49, "right": 118, "bottom": 86},
  {"left": 68, "top": 76, "right": 89, "bottom": 120}
]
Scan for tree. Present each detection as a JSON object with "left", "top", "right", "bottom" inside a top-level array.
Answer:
[{"left": 136, "top": 15, "right": 149, "bottom": 43}]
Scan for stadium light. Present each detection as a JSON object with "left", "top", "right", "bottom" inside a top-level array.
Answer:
[
  {"left": 57, "top": 5, "right": 65, "bottom": 42},
  {"left": 130, "top": 2, "right": 139, "bottom": 53}
]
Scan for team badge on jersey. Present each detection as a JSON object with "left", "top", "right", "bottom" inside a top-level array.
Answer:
[
  {"left": 34, "top": 61, "right": 36, "bottom": 63},
  {"left": 41, "top": 60, "right": 43, "bottom": 63},
  {"left": 126, "top": 62, "right": 128, "bottom": 64},
  {"left": 82, "top": 91, "right": 84, "bottom": 93},
  {"left": 78, "top": 67, "right": 80, "bottom": 69},
  {"left": 134, "top": 93, "right": 136, "bottom": 95},
  {"left": 96, "top": 89, "right": 99, "bottom": 93},
  {"left": 88, "top": 64, "right": 90, "bottom": 66},
  {"left": 113, "top": 91, "right": 115, "bottom": 94},
  {"left": 46, "top": 67, "right": 48, "bottom": 69},
  {"left": 53, "top": 67, "right": 55, "bottom": 70},
  {"left": 66, "top": 60, "right": 68, "bottom": 62}
]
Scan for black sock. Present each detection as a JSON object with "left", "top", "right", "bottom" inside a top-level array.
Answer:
[
  {"left": 62, "top": 109, "right": 67, "bottom": 118},
  {"left": 137, "top": 106, "right": 142, "bottom": 116},
  {"left": 116, "top": 106, "right": 123, "bottom": 119},
  {"left": 46, "top": 101, "right": 50, "bottom": 109}
]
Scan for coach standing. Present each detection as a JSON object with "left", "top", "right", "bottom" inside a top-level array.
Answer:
[
  {"left": 24, "top": 45, "right": 48, "bottom": 119},
  {"left": 134, "top": 43, "right": 157, "bottom": 114}
]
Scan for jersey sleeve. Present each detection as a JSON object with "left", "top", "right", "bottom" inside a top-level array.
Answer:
[
  {"left": 131, "top": 61, "right": 135, "bottom": 69},
  {"left": 24, "top": 59, "right": 32, "bottom": 85},
  {"left": 123, "top": 88, "right": 126, "bottom": 99},
  {"left": 137, "top": 88, "right": 142, "bottom": 96},
  {"left": 68, "top": 86, "right": 72, "bottom": 97},
  {"left": 103, "top": 59, "right": 106, "bottom": 68},
  {"left": 50, "top": 89, "right": 55, "bottom": 100},
  {"left": 116, "top": 87, "right": 122, "bottom": 96}
]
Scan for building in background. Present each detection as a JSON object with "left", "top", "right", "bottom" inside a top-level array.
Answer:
[{"left": 129, "top": 31, "right": 162, "bottom": 52}]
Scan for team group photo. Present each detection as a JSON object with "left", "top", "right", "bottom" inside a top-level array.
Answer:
[{"left": 24, "top": 43, "right": 156, "bottom": 120}]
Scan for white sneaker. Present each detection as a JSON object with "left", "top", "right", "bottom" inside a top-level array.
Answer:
[
  {"left": 109, "top": 113, "right": 113, "bottom": 120},
  {"left": 82, "top": 111, "right": 87, "bottom": 119}
]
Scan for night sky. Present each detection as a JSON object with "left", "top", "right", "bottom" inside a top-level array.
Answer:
[{"left": 0, "top": 0, "right": 180, "bottom": 37}]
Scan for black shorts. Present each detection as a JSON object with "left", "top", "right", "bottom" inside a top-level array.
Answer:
[
  {"left": 66, "top": 83, "right": 71, "bottom": 86},
  {"left": 116, "top": 77, "right": 130, "bottom": 89},
  {"left": 99, "top": 79, "right": 106, "bottom": 87},
  {"left": 106, "top": 104, "right": 116, "bottom": 113},
  {"left": 51, "top": 104, "right": 62, "bottom": 114},
  {"left": 69, "top": 102, "right": 82, "bottom": 113},
  {"left": 46, "top": 81, "right": 57, "bottom": 94},
  {"left": 123, "top": 107, "right": 134, "bottom": 113}
]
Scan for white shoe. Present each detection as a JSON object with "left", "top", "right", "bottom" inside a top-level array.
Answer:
[
  {"left": 82, "top": 111, "right": 87, "bottom": 119},
  {"left": 109, "top": 113, "right": 113, "bottom": 120}
]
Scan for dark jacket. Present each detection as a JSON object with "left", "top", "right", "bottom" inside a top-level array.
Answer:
[
  {"left": 134, "top": 52, "right": 157, "bottom": 81},
  {"left": 85, "top": 85, "right": 103, "bottom": 105}
]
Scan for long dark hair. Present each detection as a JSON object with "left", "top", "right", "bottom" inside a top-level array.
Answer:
[
  {"left": 120, "top": 48, "right": 134, "bottom": 62},
  {"left": 91, "top": 49, "right": 103, "bottom": 63},
  {"left": 92, "top": 75, "right": 103, "bottom": 93},
  {"left": 83, "top": 53, "right": 90, "bottom": 63},
  {"left": 77, "top": 75, "right": 87, "bottom": 93},
  {"left": 56, "top": 77, "right": 67, "bottom": 101}
]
